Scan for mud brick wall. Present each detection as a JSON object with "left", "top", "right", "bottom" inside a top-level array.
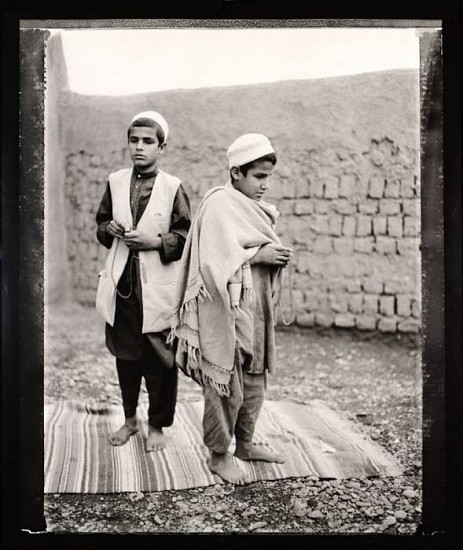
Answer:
[
  {"left": 64, "top": 135, "right": 420, "bottom": 334},
  {"left": 52, "top": 54, "right": 420, "bottom": 333},
  {"left": 268, "top": 142, "right": 421, "bottom": 334}
]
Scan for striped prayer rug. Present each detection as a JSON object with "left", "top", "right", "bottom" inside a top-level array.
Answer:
[{"left": 44, "top": 399, "right": 402, "bottom": 493}]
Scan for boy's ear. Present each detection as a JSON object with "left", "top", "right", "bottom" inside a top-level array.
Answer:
[
  {"left": 158, "top": 142, "right": 166, "bottom": 153},
  {"left": 230, "top": 166, "right": 241, "bottom": 180}
]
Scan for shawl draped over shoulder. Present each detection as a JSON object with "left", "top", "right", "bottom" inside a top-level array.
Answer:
[{"left": 169, "top": 183, "right": 282, "bottom": 396}]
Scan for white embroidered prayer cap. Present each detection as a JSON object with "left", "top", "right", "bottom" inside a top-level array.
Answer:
[
  {"left": 130, "top": 111, "right": 169, "bottom": 143},
  {"left": 227, "top": 133, "right": 275, "bottom": 168}
]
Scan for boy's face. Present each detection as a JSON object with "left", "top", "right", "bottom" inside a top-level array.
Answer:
[
  {"left": 128, "top": 126, "right": 165, "bottom": 172},
  {"left": 231, "top": 160, "right": 274, "bottom": 201}
]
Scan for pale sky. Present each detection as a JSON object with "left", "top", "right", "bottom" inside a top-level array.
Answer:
[{"left": 57, "top": 27, "right": 420, "bottom": 96}]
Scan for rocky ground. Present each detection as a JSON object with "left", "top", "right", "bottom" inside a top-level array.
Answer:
[{"left": 44, "top": 301, "right": 422, "bottom": 535}]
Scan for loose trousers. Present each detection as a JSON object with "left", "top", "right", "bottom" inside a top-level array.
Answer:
[
  {"left": 116, "top": 336, "right": 177, "bottom": 428},
  {"left": 202, "top": 362, "right": 265, "bottom": 454}
]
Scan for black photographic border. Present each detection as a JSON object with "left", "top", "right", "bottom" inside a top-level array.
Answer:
[{"left": 2, "top": 2, "right": 461, "bottom": 549}]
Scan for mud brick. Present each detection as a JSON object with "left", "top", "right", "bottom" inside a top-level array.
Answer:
[
  {"left": 316, "top": 294, "right": 329, "bottom": 310},
  {"left": 369, "top": 176, "right": 385, "bottom": 198},
  {"left": 314, "top": 200, "right": 330, "bottom": 214},
  {"left": 356, "top": 215, "right": 372, "bottom": 236},
  {"left": 87, "top": 167, "right": 100, "bottom": 182},
  {"left": 400, "top": 177, "right": 416, "bottom": 198},
  {"left": 282, "top": 180, "right": 297, "bottom": 198},
  {"left": 345, "top": 280, "right": 362, "bottom": 292},
  {"left": 397, "top": 238, "right": 420, "bottom": 255},
  {"left": 375, "top": 237, "right": 397, "bottom": 255},
  {"left": 296, "top": 253, "right": 311, "bottom": 274},
  {"left": 294, "top": 199, "right": 314, "bottom": 215},
  {"left": 304, "top": 292, "right": 319, "bottom": 311},
  {"left": 362, "top": 277, "right": 383, "bottom": 294},
  {"left": 278, "top": 200, "right": 297, "bottom": 215},
  {"left": 329, "top": 293, "right": 349, "bottom": 313},
  {"left": 369, "top": 150, "right": 385, "bottom": 167},
  {"left": 315, "top": 312, "right": 334, "bottom": 327},
  {"left": 267, "top": 181, "right": 285, "bottom": 200},
  {"left": 356, "top": 315, "right": 377, "bottom": 330},
  {"left": 333, "top": 237, "right": 354, "bottom": 255},
  {"left": 384, "top": 179, "right": 400, "bottom": 198},
  {"left": 387, "top": 216, "right": 403, "bottom": 238},
  {"left": 310, "top": 179, "right": 325, "bottom": 198},
  {"left": 328, "top": 281, "right": 345, "bottom": 293},
  {"left": 297, "top": 313, "right": 315, "bottom": 327},
  {"left": 292, "top": 289, "right": 305, "bottom": 306},
  {"left": 403, "top": 216, "right": 420, "bottom": 237},
  {"left": 328, "top": 214, "right": 343, "bottom": 236},
  {"left": 339, "top": 174, "right": 356, "bottom": 198},
  {"left": 335, "top": 313, "right": 356, "bottom": 328},
  {"left": 402, "top": 198, "right": 420, "bottom": 217},
  {"left": 335, "top": 199, "right": 356, "bottom": 215},
  {"left": 295, "top": 179, "right": 311, "bottom": 198},
  {"left": 310, "top": 215, "right": 329, "bottom": 235},
  {"left": 89, "top": 243, "right": 99, "bottom": 260},
  {"left": 373, "top": 216, "right": 387, "bottom": 235},
  {"left": 324, "top": 176, "right": 339, "bottom": 199},
  {"left": 379, "top": 296, "right": 395, "bottom": 316},
  {"left": 379, "top": 199, "right": 401, "bottom": 215},
  {"left": 363, "top": 294, "right": 379, "bottom": 314},
  {"left": 342, "top": 216, "right": 356, "bottom": 236},
  {"left": 397, "top": 319, "right": 420, "bottom": 333},
  {"left": 378, "top": 318, "right": 398, "bottom": 333},
  {"left": 384, "top": 278, "right": 414, "bottom": 294},
  {"left": 396, "top": 295, "right": 412, "bottom": 317},
  {"left": 279, "top": 165, "right": 292, "bottom": 179},
  {"left": 75, "top": 213, "right": 86, "bottom": 231},
  {"left": 354, "top": 238, "right": 374, "bottom": 253},
  {"left": 348, "top": 294, "right": 363, "bottom": 314},
  {"left": 411, "top": 300, "right": 421, "bottom": 318},
  {"left": 358, "top": 200, "right": 379, "bottom": 215},
  {"left": 313, "top": 236, "right": 333, "bottom": 254}
]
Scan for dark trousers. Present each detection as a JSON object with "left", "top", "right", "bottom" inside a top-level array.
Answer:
[{"left": 116, "top": 338, "right": 178, "bottom": 428}]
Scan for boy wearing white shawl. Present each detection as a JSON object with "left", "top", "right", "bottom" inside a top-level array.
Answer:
[{"left": 170, "top": 134, "right": 292, "bottom": 484}]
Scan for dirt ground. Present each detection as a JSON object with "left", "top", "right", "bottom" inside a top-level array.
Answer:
[{"left": 44, "top": 301, "right": 422, "bottom": 535}]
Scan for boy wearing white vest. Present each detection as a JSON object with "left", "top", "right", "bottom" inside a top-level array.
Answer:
[
  {"left": 171, "top": 133, "right": 292, "bottom": 484},
  {"left": 96, "top": 111, "right": 191, "bottom": 451}
]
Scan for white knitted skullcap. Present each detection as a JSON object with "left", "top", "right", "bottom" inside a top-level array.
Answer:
[
  {"left": 227, "top": 133, "right": 275, "bottom": 168},
  {"left": 130, "top": 111, "right": 169, "bottom": 143}
]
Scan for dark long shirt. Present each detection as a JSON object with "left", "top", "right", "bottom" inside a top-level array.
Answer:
[{"left": 95, "top": 167, "right": 191, "bottom": 361}]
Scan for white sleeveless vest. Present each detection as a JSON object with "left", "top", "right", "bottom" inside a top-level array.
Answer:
[{"left": 96, "top": 167, "right": 181, "bottom": 333}]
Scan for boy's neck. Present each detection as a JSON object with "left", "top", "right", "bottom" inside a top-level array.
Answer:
[{"left": 134, "top": 164, "right": 159, "bottom": 177}]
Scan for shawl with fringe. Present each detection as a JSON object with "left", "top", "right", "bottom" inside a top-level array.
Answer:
[{"left": 168, "top": 183, "right": 281, "bottom": 396}]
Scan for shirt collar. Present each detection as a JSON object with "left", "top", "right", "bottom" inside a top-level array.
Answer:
[{"left": 133, "top": 166, "right": 159, "bottom": 180}]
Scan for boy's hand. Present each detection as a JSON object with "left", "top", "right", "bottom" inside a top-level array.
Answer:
[
  {"left": 106, "top": 220, "right": 126, "bottom": 238},
  {"left": 123, "top": 229, "right": 162, "bottom": 251},
  {"left": 251, "top": 243, "right": 293, "bottom": 266}
]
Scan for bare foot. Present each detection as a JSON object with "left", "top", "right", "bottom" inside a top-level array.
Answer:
[
  {"left": 235, "top": 440, "right": 285, "bottom": 463},
  {"left": 208, "top": 452, "right": 251, "bottom": 485},
  {"left": 146, "top": 426, "right": 166, "bottom": 452},
  {"left": 108, "top": 417, "right": 138, "bottom": 446}
]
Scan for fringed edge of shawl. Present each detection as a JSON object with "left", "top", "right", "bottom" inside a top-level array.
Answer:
[
  {"left": 179, "top": 337, "right": 231, "bottom": 397},
  {"left": 179, "top": 280, "right": 212, "bottom": 317},
  {"left": 167, "top": 327, "right": 232, "bottom": 397}
]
